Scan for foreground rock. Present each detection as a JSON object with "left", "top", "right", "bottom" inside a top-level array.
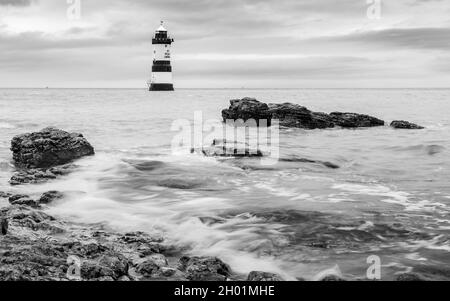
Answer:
[
  {"left": 11, "top": 127, "right": 94, "bottom": 169},
  {"left": 390, "top": 120, "right": 425, "bottom": 129},
  {"left": 0, "top": 203, "right": 238, "bottom": 281},
  {"left": 222, "top": 98, "right": 385, "bottom": 129}
]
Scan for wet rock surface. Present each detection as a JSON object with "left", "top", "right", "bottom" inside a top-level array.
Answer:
[
  {"left": 11, "top": 127, "right": 95, "bottom": 169},
  {"left": 222, "top": 98, "right": 386, "bottom": 129},
  {"left": 390, "top": 120, "right": 425, "bottom": 129}
]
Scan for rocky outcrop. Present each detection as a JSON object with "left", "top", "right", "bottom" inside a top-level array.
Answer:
[
  {"left": 221, "top": 98, "right": 272, "bottom": 126},
  {"left": 11, "top": 127, "right": 94, "bottom": 169},
  {"left": 390, "top": 120, "right": 424, "bottom": 129},
  {"left": 247, "top": 271, "right": 284, "bottom": 281},
  {"left": 221, "top": 98, "right": 385, "bottom": 129}
]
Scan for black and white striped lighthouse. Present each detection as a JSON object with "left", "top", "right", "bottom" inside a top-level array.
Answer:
[{"left": 149, "top": 21, "right": 174, "bottom": 91}]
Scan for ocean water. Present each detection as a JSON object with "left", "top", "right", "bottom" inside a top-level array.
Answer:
[{"left": 0, "top": 88, "right": 449, "bottom": 280}]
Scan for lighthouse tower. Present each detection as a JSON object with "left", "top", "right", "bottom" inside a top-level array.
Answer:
[{"left": 149, "top": 21, "right": 174, "bottom": 91}]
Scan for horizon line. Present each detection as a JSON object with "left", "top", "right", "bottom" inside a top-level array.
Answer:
[{"left": 1, "top": 87, "right": 450, "bottom": 90}]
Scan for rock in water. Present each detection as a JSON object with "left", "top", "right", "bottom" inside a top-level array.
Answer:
[
  {"left": 222, "top": 98, "right": 272, "bottom": 126},
  {"left": 193, "top": 139, "right": 264, "bottom": 158},
  {"left": 1, "top": 217, "right": 8, "bottom": 235},
  {"left": 247, "top": 271, "right": 284, "bottom": 281},
  {"left": 390, "top": 120, "right": 424, "bottom": 129},
  {"left": 39, "top": 191, "right": 64, "bottom": 204},
  {"left": 11, "top": 127, "right": 95, "bottom": 169},
  {"left": 268, "top": 103, "right": 335, "bottom": 129},
  {"left": 220, "top": 98, "right": 385, "bottom": 129},
  {"left": 329, "top": 112, "right": 385, "bottom": 128},
  {"left": 8, "top": 194, "right": 40, "bottom": 208}
]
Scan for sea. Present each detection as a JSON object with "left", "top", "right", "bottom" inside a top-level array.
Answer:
[{"left": 0, "top": 88, "right": 449, "bottom": 280}]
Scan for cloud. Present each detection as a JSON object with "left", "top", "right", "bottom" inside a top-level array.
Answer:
[{"left": 328, "top": 27, "right": 450, "bottom": 50}]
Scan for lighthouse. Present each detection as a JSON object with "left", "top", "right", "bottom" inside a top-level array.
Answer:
[{"left": 149, "top": 21, "right": 174, "bottom": 91}]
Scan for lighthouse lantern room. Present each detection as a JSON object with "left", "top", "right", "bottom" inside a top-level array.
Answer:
[{"left": 149, "top": 21, "right": 174, "bottom": 91}]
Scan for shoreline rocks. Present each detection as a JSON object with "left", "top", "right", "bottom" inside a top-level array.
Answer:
[{"left": 11, "top": 127, "right": 94, "bottom": 169}]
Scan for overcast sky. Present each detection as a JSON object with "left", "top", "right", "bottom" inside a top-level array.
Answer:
[{"left": 0, "top": 0, "right": 449, "bottom": 88}]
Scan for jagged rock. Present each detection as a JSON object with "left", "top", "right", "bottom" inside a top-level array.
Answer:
[
  {"left": 390, "top": 120, "right": 424, "bottom": 129},
  {"left": 247, "top": 271, "right": 284, "bottom": 281},
  {"left": 330, "top": 112, "right": 385, "bottom": 128},
  {"left": 268, "top": 103, "right": 335, "bottom": 129},
  {"left": 11, "top": 127, "right": 94, "bottom": 169},
  {"left": 222, "top": 98, "right": 272, "bottom": 126},
  {"left": 178, "top": 256, "right": 231, "bottom": 281},
  {"left": 8, "top": 194, "right": 40, "bottom": 208},
  {"left": 1, "top": 217, "right": 8, "bottom": 235},
  {"left": 39, "top": 191, "right": 64, "bottom": 204}
]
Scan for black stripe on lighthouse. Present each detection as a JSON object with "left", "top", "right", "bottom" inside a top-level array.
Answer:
[
  {"left": 149, "top": 83, "right": 174, "bottom": 91},
  {"left": 152, "top": 60, "right": 172, "bottom": 72}
]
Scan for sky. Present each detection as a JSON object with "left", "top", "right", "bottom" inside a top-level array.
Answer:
[{"left": 0, "top": 0, "right": 449, "bottom": 88}]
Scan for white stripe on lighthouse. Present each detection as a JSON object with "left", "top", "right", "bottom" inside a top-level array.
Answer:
[{"left": 151, "top": 72, "right": 173, "bottom": 84}]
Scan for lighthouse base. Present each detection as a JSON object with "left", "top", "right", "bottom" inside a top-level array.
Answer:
[{"left": 149, "top": 83, "right": 174, "bottom": 91}]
